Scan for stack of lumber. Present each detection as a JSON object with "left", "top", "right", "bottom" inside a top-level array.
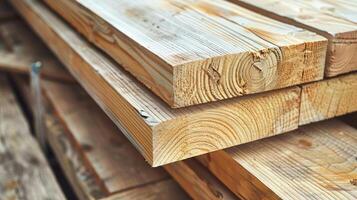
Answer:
[{"left": 0, "top": 0, "right": 356, "bottom": 199}]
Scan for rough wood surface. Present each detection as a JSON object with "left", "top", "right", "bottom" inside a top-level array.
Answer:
[
  {"left": 199, "top": 120, "right": 357, "bottom": 200},
  {"left": 10, "top": 0, "right": 302, "bottom": 166},
  {"left": 231, "top": 0, "right": 357, "bottom": 77},
  {"left": 300, "top": 73, "right": 357, "bottom": 125},
  {"left": 0, "top": 20, "right": 74, "bottom": 82},
  {"left": 43, "top": 0, "right": 326, "bottom": 108},
  {"left": 0, "top": 74, "right": 65, "bottom": 200}
]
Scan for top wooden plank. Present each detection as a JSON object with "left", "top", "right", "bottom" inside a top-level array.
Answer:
[
  {"left": 44, "top": 0, "right": 327, "bottom": 107},
  {"left": 231, "top": 0, "right": 357, "bottom": 77}
]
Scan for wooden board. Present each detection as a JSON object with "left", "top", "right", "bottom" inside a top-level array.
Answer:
[
  {"left": 300, "top": 72, "right": 357, "bottom": 125},
  {"left": 0, "top": 74, "right": 65, "bottom": 200},
  {"left": 43, "top": 0, "right": 327, "bottom": 108},
  {"left": 10, "top": 0, "right": 302, "bottom": 166},
  {"left": 12, "top": 75, "right": 237, "bottom": 200},
  {"left": 199, "top": 120, "right": 357, "bottom": 200},
  {"left": 0, "top": 20, "right": 74, "bottom": 82},
  {"left": 231, "top": 0, "right": 357, "bottom": 77}
]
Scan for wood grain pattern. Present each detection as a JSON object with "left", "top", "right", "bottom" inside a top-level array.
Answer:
[
  {"left": 11, "top": 75, "right": 191, "bottom": 200},
  {"left": 0, "top": 20, "right": 74, "bottom": 82},
  {"left": 199, "top": 120, "right": 357, "bottom": 200},
  {"left": 0, "top": 74, "right": 65, "bottom": 200},
  {"left": 300, "top": 73, "right": 357, "bottom": 125},
  {"left": 231, "top": 0, "right": 357, "bottom": 77},
  {"left": 10, "top": 0, "right": 302, "bottom": 166},
  {"left": 43, "top": 0, "right": 326, "bottom": 107}
]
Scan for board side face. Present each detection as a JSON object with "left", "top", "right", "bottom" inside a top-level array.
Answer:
[
  {"left": 226, "top": 120, "right": 357, "bottom": 199},
  {"left": 299, "top": 73, "right": 357, "bottom": 125},
  {"left": 152, "top": 87, "right": 301, "bottom": 166},
  {"left": 231, "top": 0, "right": 357, "bottom": 77},
  {"left": 43, "top": 0, "right": 175, "bottom": 106},
  {"left": 44, "top": 0, "right": 326, "bottom": 107}
]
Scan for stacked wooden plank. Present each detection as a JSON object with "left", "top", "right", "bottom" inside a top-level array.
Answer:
[{"left": 1, "top": 0, "right": 357, "bottom": 199}]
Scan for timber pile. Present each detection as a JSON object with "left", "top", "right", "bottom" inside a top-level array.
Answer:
[{"left": 0, "top": 0, "right": 356, "bottom": 199}]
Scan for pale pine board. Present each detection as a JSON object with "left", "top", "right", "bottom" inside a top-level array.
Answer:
[
  {"left": 43, "top": 0, "right": 327, "bottom": 107},
  {"left": 300, "top": 72, "right": 357, "bottom": 125},
  {"left": 0, "top": 21, "right": 74, "bottom": 82},
  {"left": 0, "top": 75, "right": 65, "bottom": 200},
  {"left": 199, "top": 120, "right": 357, "bottom": 200},
  {"left": 231, "top": 0, "right": 357, "bottom": 77},
  {"left": 39, "top": 77, "right": 238, "bottom": 200},
  {"left": 10, "top": 0, "right": 301, "bottom": 166}
]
